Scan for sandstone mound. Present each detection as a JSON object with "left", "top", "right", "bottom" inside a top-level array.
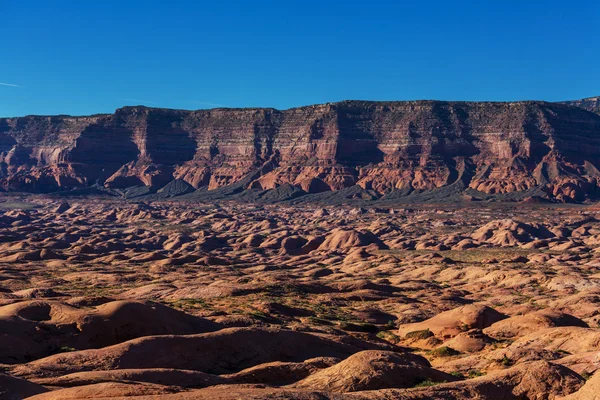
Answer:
[
  {"left": 560, "top": 370, "right": 600, "bottom": 399},
  {"left": 34, "top": 368, "right": 223, "bottom": 389},
  {"left": 223, "top": 357, "right": 339, "bottom": 386},
  {"left": 472, "top": 219, "right": 554, "bottom": 246},
  {"left": 484, "top": 310, "right": 589, "bottom": 340},
  {"left": 12, "top": 327, "right": 388, "bottom": 379},
  {"left": 0, "top": 372, "right": 48, "bottom": 400},
  {"left": 506, "top": 327, "right": 600, "bottom": 355},
  {"left": 28, "top": 385, "right": 335, "bottom": 400},
  {"left": 317, "top": 229, "right": 388, "bottom": 251},
  {"left": 72, "top": 300, "right": 220, "bottom": 348},
  {"left": 0, "top": 300, "right": 219, "bottom": 362},
  {"left": 26, "top": 361, "right": 583, "bottom": 399},
  {"left": 25, "top": 381, "right": 178, "bottom": 399},
  {"left": 353, "top": 361, "right": 584, "bottom": 400},
  {"left": 397, "top": 304, "right": 507, "bottom": 340},
  {"left": 441, "top": 329, "right": 494, "bottom": 353},
  {"left": 293, "top": 350, "right": 457, "bottom": 392}
]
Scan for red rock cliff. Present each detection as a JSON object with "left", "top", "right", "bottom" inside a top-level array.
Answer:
[{"left": 1, "top": 99, "right": 600, "bottom": 201}]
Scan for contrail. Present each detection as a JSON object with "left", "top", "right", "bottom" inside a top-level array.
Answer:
[{"left": 0, "top": 82, "right": 21, "bottom": 87}]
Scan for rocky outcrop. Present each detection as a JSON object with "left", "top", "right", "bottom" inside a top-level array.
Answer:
[
  {"left": 1, "top": 98, "right": 600, "bottom": 202},
  {"left": 563, "top": 96, "right": 600, "bottom": 115}
]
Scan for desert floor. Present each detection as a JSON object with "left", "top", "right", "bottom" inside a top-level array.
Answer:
[{"left": 0, "top": 196, "right": 599, "bottom": 399}]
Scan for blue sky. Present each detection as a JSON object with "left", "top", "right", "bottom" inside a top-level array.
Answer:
[{"left": 1, "top": 0, "right": 599, "bottom": 116}]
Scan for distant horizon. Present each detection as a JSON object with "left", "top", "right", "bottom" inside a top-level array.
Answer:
[
  {"left": 1, "top": 1, "right": 598, "bottom": 117},
  {"left": 1, "top": 94, "right": 598, "bottom": 119}
]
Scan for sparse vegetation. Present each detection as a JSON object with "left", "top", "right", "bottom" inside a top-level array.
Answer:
[
  {"left": 405, "top": 329, "right": 434, "bottom": 340},
  {"left": 376, "top": 331, "right": 400, "bottom": 343},
  {"left": 500, "top": 355, "right": 514, "bottom": 367},
  {"left": 414, "top": 378, "right": 446, "bottom": 387},
  {"left": 428, "top": 346, "right": 460, "bottom": 357},
  {"left": 339, "top": 321, "right": 378, "bottom": 333},
  {"left": 450, "top": 371, "right": 465, "bottom": 379},
  {"left": 582, "top": 372, "right": 592, "bottom": 380},
  {"left": 467, "top": 370, "right": 486, "bottom": 378}
]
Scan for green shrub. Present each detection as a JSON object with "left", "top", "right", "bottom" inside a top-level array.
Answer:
[
  {"left": 450, "top": 371, "right": 465, "bottom": 379},
  {"left": 376, "top": 331, "right": 400, "bottom": 343},
  {"left": 414, "top": 378, "right": 446, "bottom": 387},
  {"left": 405, "top": 329, "right": 434, "bottom": 340},
  {"left": 582, "top": 372, "right": 591, "bottom": 381},
  {"left": 467, "top": 369, "right": 485, "bottom": 378},
  {"left": 339, "top": 322, "right": 378, "bottom": 333},
  {"left": 500, "top": 355, "right": 514, "bottom": 367},
  {"left": 428, "top": 346, "right": 460, "bottom": 357}
]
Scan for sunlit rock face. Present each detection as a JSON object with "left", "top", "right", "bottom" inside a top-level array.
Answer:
[{"left": 1, "top": 99, "right": 600, "bottom": 201}]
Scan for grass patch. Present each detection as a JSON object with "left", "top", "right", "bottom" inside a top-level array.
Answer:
[
  {"left": 248, "top": 310, "right": 268, "bottom": 320},
  {"left": 582, "top": 372, "right": 592, "bottom": 381},
  {"left": 376, "top": 331, "right": 400, "bottom": 343},
  {"left": 405, "top": 329, "right": 434, "bottom": 340},
  {"left": 51, "top": 346, "right": 76, "bottom": 355},
  {"left": 467, "top": 369, "right": 485, "bottom": 378},
  {"left": 428, "top": 346, "right": 460, "bottom": 357},
  {"left": 450, "top": 371, "right": 465, "bottom": 379},
  {"left": 414, "top": 379, "right": 446, "bottom": 388},
  {"left": 339, "top": 321, "right": 378, "bottom": 333},
  {"left": 500, "top": 355, "right": 514, "bottom": 367},
  {"left": 167, "top": 298, "right": 209, "bottom": 310}
]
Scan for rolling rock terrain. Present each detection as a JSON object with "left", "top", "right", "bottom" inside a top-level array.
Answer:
[
  {"left": 0, "top": 198, "right": 600, "bottom": 399},
  {"left": 1, "top": 97, "right": 600, "bottom": 399},
  {"left": 1, "top": 97, "right": 600, "bottom": 203}
]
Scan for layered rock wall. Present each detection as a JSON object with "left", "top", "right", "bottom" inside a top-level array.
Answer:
[{"left": 1, "top": 100, "right": 600, "bottom": 201}]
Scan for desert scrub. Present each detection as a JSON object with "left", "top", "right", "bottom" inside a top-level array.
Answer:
[
  {"left": 414, "top": 378, "right": 446, "bottom": 387},
  {"left": 467, "top": 369, "right": 485, "bottom": 378},
  {"left": 168, "top": 298, "right": 209, "bottom": 310},
  {"left": 450, "top": 371, "right": 465, "bottom": 379},
  {"left": 405, "top": 329, "right": 434, "bottom": 340},
  {"left": 51, "top": 346, "right": 76, "bottom": 355},
  {"left": 428, "top": 346, "right": 460, "bottom": 357},
  {"left": 500, "top": 355, "right": 514, "bottom": 367},
  {"left": 339, "top": 321, "right": 378, "bottom": 333},
  {"left": 248, "top": 310, "right": 268, "bottom": 320},
  {"left": 376, "top": 330, "right": 400, "bottom": 343},
  {"left": 582, "top": 372, "right": 591, "bottom": 380}
]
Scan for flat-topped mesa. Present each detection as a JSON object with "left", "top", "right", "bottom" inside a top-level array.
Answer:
[{"left": 1, "top": 99, "right": 600, "bottom": 201}]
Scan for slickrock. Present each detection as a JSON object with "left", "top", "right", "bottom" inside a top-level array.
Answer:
[
  {"left": 397, "top": 304, "right": 507, "bottom": 340},
  {"left": 292, "top": 350, "right": 457, "bottom": 392},
  {"left": 0, "top": 198, "right": 600, "bottom": 399}
]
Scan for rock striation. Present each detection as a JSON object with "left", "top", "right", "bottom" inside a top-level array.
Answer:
[{"left": 2, "top": 98, "right": 600, "bottom": 202}]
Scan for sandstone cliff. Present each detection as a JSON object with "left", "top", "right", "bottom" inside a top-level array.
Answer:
[
  {"left": 562, "top": 96, "right": 600, "bottom": 115},
  {"left": 1, "top": 99, "right": 600, "bottom": 202}
]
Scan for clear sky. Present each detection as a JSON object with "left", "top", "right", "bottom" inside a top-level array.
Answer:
[{"left": 1, "top": 0, "right": 599, "bottom": 117}]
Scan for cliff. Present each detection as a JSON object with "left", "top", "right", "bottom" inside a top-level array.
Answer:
[
  {"left": 562, "top": 96, "right": 600, "bottom": 115},
  {"left": 2, "top": 99, "right": 600, "bottom": 202}
]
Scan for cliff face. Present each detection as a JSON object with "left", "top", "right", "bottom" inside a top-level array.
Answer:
[
  {"left": 1, "top": 99, "right": 600, "bottom": 202},
  {"left": 563, "top": 97, "right": 600, "bottom": 115}
]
